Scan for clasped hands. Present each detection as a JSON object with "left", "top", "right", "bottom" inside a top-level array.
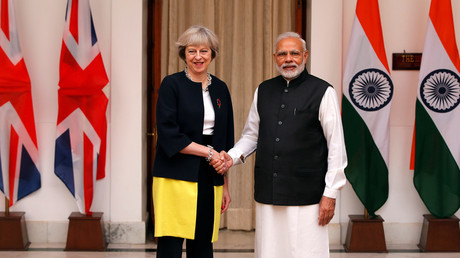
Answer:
[{"left": 209, "top": 151, "right": 233, "bottom": 175}]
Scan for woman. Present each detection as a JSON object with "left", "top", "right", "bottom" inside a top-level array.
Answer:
[{"left": 152, "top": 25, "right": 234, "bottom": 258}]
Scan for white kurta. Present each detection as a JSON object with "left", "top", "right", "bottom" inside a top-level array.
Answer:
[
  {"left": 255, "top": 203, "right": 329, "bottom": 258},
  {"left": 228, "top": 85, "right": 347, "bottom": 257}
]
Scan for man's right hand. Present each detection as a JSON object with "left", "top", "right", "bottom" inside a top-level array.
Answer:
[
  {"left": 210, "top": 151, "right": 233, "bottom": 175},
  {"left": 220, "top": 151, "right": 233, "bottom": 170}
]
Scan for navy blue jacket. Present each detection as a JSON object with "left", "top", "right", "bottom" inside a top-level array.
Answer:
[{"left": 152, "top": 71, "right": 234, "bottom": 186}]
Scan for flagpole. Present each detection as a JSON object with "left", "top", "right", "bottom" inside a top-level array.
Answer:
[
  {"left": 4, "top": 197, "right": 9, "bottom": 216},
  {"left": 364, "top": 208, "right": 368, "bottom": 219}
]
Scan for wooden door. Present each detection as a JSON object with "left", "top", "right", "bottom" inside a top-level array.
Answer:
[{"left": 147, "top": 0, "right": 161, "bottom": 234}]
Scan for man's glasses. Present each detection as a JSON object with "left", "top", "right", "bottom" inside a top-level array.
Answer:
[{"left": 275, "top": 50, "right": 303, "bottom": 59}]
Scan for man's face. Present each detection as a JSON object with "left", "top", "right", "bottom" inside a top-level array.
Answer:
[{"left": 274, "top": 37, "right": 309, "bottom": 80}]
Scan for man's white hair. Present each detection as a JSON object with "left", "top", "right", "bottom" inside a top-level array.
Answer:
[{"left": 274, "top": 32, "right": 307, "bottom": 53}]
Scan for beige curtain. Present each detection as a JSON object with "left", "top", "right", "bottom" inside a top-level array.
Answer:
[{"left": 161, "top": 0, "right": 295, "bottom": 230}]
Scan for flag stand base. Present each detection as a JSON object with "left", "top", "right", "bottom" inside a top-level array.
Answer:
[
  {"left": 418, "top": 214, "right": 460, "bottom": 252},
  {"left": 344, "top": 214, "right": 387, "bottom": 252},
  {"left": 0, "top": 212, "right": 30, "bottom": 250},
  {"left": 65, "top": 212, "right": 106, "bottom": 251}
]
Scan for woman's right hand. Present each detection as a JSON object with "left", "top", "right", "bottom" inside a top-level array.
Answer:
[{"left": 210, "top": 151, "right": 233, "bottom": 175}]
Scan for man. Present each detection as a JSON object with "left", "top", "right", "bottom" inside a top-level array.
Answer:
[{"left": 214, "top": 32, "right": 347, "bottom": 257}]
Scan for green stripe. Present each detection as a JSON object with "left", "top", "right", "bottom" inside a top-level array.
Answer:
[
  {"left": 342, "top": 97, "right": 388, "bottom": 216},
  {"left": 414, "top": 100, "right": 460, "bottom": 218}
]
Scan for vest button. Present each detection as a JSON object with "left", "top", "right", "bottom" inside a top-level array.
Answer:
[
  {"left": 278, "top": 121, "right": 283, "bottom": 125},
  {"left": 281, "top": 104, "right": 285, "bottom": 108},
  {"left": 275, "top": 138, "right": 280, "bottom": 142},
  {"left": 274, "top": 155, "right": 279, "bottom": 160},
  {"left": 284, "top": 89, "right": 289, "bottom": 93},
  {"left": 273, "top": 172, "right": 278, "bottom": 177}
]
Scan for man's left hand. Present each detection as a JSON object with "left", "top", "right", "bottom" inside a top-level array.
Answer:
[{"left": 318, "top": 196, "right": 336, "bottom": 226}]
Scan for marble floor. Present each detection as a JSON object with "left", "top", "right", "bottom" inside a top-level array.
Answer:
[{"left": 1, "top": 230, "right": 460, "bottom": 258}]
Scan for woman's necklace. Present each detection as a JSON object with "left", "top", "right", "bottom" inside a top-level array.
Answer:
[{"left": 184, "top": 66, "right": 212, "bottom": 91}]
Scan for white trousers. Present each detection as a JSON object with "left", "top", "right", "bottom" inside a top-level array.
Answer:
[{"left": 255, "top": 202, "right": 329, "bottom": 258}]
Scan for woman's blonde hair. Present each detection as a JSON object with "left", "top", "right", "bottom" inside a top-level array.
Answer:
[{"left": 176, "top": 25, "right": 219, "bottom": 61}]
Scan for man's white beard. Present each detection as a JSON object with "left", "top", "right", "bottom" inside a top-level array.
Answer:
[{"left": 276, "top": 60, "right": 306, "bottom": 80}]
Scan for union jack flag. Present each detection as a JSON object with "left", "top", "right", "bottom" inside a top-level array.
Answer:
[
  {"left": 0, "top": 0, "right": 41, "bottom": 206},
  {"left": 55, "top": 0, "right": 109, "bottom": 215}
]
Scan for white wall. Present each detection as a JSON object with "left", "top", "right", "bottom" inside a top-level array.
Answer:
[
  {"left": 310, "top": 0, "right": 460, "bottom": 247},
  {"left": 109, "top": 0, "right": 148, "bottom": 244},
  {"left": 0, "top": 0, "right": 147, "bottom": 244}
]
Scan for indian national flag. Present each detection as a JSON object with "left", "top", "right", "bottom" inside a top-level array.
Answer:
[
  {"left": 411, "top": 0, "right": 460, "bottom": 218},
  {"left": 342, "top": 0, "right": 392, "bottom": 216}
]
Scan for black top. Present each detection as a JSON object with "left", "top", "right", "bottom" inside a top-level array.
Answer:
[{"left": 153, "top": 71, "right": 234, "bottom": 186}]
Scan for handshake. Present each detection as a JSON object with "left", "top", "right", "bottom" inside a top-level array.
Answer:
[{"left": 209, "top": 151, "right": 233, "bottom": 175}]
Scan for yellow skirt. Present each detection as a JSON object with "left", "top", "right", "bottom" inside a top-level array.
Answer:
[{"left": 152, "top": 176, "right": 223, "bottom": 242}]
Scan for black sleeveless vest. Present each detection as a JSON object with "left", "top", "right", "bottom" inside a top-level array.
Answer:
[{"left": 254, "top": 69, "right": 330, "bottom": 205}]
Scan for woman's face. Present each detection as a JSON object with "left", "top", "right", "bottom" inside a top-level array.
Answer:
[{"left": 185, "top": 44, "right": 212, "bottom": 77}]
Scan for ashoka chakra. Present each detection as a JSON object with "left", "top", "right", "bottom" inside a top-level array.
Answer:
[
  {"left": 349, "top": 68, "right": 393, "bottom": 111},
  {"left": 420, "top": 69, "right": 460, "bottom": 113}
]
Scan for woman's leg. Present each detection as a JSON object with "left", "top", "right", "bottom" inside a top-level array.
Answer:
[
  {"left": 157, "top": 236, "right": 184, "bottom": 258},
  {"left": 186, "top": 160, "right": 214, "bottom": 258},
  {"left": 185, "top": 199, "right": 214, "bottom": 258}
]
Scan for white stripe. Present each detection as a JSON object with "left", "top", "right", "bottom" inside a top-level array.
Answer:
[
  {"left": 343, "top": 17, "right": 391, "bottom": 166},
  {"left": 11, "top": 136, "right": 21, "bottom": 203},
  {"left": 418, "top": 19, "right": 460, "bottom": 166}
]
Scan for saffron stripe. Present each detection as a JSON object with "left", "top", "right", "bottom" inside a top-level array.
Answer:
[
  {"left": 429, "top": 0, "right": 460, "bottom": 73},
  {"left": 356, "top": 0, "right": 389, "bottom": 73}
]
